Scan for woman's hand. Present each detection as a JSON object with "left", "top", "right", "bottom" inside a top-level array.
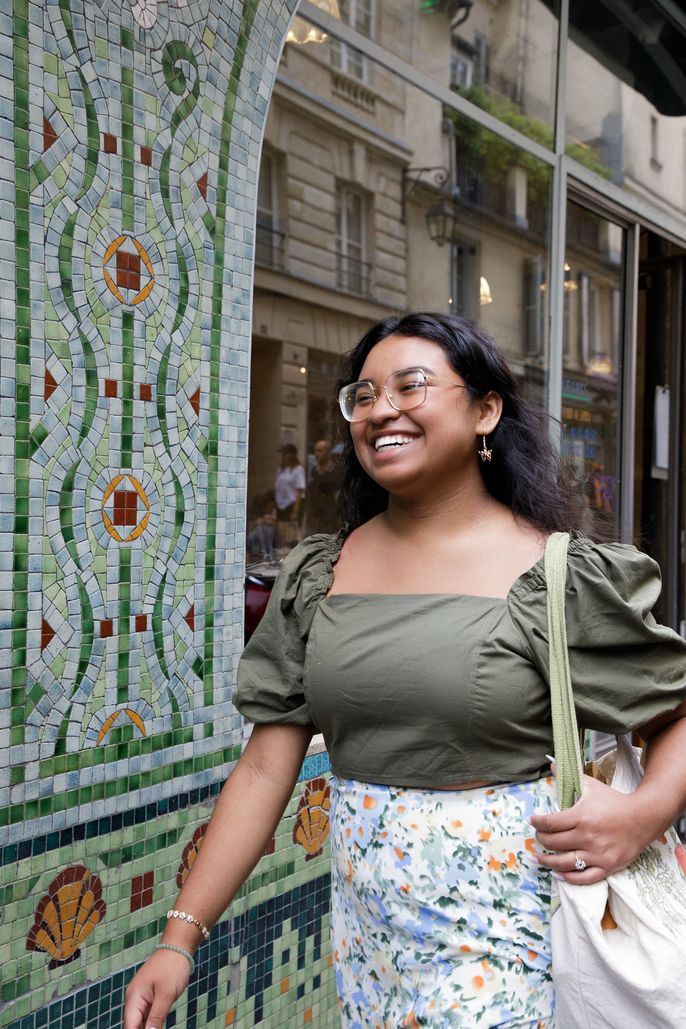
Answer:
[
  {"left": 530, "top": 773, "right": 659, "bottom": 884},
  {"left": 533, "top": 707, "right": 686, "bottom": 884},
  {"left": 124, "top": 949, "right": 191, "bottom": 1029}
]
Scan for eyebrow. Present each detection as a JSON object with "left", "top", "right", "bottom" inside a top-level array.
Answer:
[{"left": 357, "top": 364, "right": 437, "bottom": 382}]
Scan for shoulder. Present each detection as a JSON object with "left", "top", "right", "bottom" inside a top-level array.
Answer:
[
  {"left": 273, "top": 530, "right": 346, "bottom": 609},
  {"left": 510, "top": 530, "right": 659, "bottom": 594},
  {"left": 509, "top": 530, "right": 666, "bottom": 636},
  {"left": 564, "top": 531, "right": 662, "bottom": 598}
]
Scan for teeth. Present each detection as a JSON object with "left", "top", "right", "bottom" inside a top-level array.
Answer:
[{"left": 374, "top": 435, "right": 415, "bottom": 451}]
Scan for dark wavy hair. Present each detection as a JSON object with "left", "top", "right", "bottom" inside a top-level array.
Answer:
[{"left": 334, "top": 311, "right": 577, "bottom": 534}]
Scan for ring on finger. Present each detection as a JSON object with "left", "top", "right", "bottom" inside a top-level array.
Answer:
[{"left": 573, "top": 851, "right": 587, "bottom": 872}]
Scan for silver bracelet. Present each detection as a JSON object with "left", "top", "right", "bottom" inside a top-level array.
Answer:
[
  {"left": 166, "top": 908, "right": 210, "bottom": 941},
  {"left": 156, "top": 943, "right": 195, "bottom": 975}
]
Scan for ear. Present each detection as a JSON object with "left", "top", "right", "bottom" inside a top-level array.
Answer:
[{"left": 475, "top": 391, "right": 502, "bottom": 436}]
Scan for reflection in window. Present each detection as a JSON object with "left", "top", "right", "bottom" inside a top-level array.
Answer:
[
  {"left": 451, "top": 240, "right": 479, "bottom": 322},
  {"left": 256, "top": 151, "right": 284, "bottom": 270},
  {"left": 562, "top": 204, "right": 625, "bottom": 539},
  {"left": 336, "top": 183, "right": 370, "bottom": 295},
  {"left": 331, "top": 0, "right": 374, "bottom": 81},
  {"left": 523, "top": 256, "right": 545, "bottom": 359},
  {"left": 450, "top": 0, "right": 558, "bottom": 137}
]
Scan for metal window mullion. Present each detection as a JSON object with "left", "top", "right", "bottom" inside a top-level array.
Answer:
[
  {"left": 619, "top": 222, "right": 638, "bottom": 545},
  {"left": 564, "top": 156, "right": 686, "bottom": 246},
  {"left": 547, "top": 0, "right": 569, "bottom": 440},
  {"left": 547, "top": 160, "right": 567, "bottom": 438},
  {"left": 667, "top": 256, "right": 684, "bottom": 626}
]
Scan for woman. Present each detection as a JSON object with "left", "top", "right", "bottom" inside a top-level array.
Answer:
[{"left": 124, "top": 313, "right": 686, "bottom": 1028}]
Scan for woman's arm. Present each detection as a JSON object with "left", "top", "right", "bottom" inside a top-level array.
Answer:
[
  {"left": 531, "top": 700, "right": 686, "bottom": 883},
  {"left": 124, "top": 722, "right": 313, "bottom": 1029}
]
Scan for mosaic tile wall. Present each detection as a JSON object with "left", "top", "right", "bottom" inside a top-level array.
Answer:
[{"left": 0, "top": 0, "right": 339, "bottom": 1024}]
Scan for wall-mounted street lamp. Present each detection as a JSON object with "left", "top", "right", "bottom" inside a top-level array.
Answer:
[
  {"left": 425, "top": 196, "right": 460, "bottom": 247},
  {"left": 403, "top": 164, "right": 461, "bottom": 246}
]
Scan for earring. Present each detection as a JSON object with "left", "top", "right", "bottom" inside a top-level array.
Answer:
[{"left": 478, "top": 435, "right": 492, "bottom": 462}]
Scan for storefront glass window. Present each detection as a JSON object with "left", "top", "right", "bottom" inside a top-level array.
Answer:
[
  {"left": 561, "top": 201, "right": 625, "bottom": 539},
  {"left": 565, "top": 1, "right": 686, "bottom": 218},
  {"left": 246, "top": 17, "right": 552, "bottom": 573},
  {"left": 330, "top": 0, "right": 560, "bottom": 147},
  {"left": 447, "top": 0, "right": 559, "bottom": 144}
]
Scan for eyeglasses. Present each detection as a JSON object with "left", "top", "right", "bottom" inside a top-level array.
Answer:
[{"left": 338, "top": 366, "right": 469, "bottom": 423}]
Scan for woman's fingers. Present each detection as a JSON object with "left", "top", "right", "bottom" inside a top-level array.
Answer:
[
  {"left": 529, "top": 806, "right": 577, "bottom": 835},
  {"left": 123, "top": 985, "right": 152, "bottom": 1029},
  {"left": 534, "top": 826, "right": 584, "bottom": 852},
  {"left": 144, "top": 989, "right": 177, "bottom": 1029},
  {"left": 553, "top": 864, "right": 609, "bottom": 885},
  {"left": 124, "top": 952, "right": 190, "bottom": 1029},
  {"left": 124, "top": 982, "right": 176, "bottom": 1029}
]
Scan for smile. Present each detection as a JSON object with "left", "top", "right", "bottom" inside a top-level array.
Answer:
[{"left": 373, "top": 434, "right": 418, "bottom": 451}]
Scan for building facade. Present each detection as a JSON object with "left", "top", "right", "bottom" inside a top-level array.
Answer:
[{"left": 1, "top": 1, "right": 685, "bottom": 1028}]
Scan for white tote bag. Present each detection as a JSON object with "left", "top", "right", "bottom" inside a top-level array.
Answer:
[{"left": 545, "top": 532, "right": 686, "bottom": 1029}]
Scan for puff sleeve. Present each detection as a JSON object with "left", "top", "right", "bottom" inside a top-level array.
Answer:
[
  {"left": 233, "top": 533, "right": 341, "bottom": 726},
  {"left": 510, "top": 533, "right": 686, "bottom": 734}
]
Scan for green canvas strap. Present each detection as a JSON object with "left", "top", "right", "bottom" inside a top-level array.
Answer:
[{"left": 544, "top": 531, "right": 585, "bottom": 810}]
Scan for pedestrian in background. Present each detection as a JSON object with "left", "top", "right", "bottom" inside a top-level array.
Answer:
[{"left": 274, "top": 442, "right": 305, "bottom": 549}]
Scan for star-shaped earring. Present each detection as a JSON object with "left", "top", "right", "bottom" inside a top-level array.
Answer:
[{"left": 478, "top": 435, "right": 492, "bottom": 462}]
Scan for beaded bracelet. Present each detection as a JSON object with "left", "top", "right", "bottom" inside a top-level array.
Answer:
[
  {"left": 156, "top": 943, "right": 195, "bottom": 975},
  {"left": 167, "top": 908, "right": 210, "bottom": 941}
]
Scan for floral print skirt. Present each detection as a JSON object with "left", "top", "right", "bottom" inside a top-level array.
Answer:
[{"left": 329, "top": 774, "right": 557, "bottom": 1028}]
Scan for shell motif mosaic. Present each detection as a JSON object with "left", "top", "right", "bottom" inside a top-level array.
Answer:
[
  {"left": 292, "top": 777, "right": 331, "bottom": 861},
  {"left": 176, "top": 822, "right": 209, "bottom": 889},
  {"left": 26, "top": 866, "right": 107, "bottom": 969}
]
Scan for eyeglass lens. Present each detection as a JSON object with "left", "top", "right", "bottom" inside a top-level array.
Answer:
[{"left": 340, "top": 368, "right": 427, "bottom": 422}]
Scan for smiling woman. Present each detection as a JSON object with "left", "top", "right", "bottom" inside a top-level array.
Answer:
[{"left": 127, "top": 311, "right": 686, "bottom": 1029}]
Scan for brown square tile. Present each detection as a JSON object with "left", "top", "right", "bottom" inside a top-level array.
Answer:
[
  {"left": 104, "top": 378, "right": 117, "bottom": 398},
  {"left": 103, "top": 133, "right": 117, "bottom": 154},
  {"left": 135, "top": 614, "right": 148, "bottom": 632},
  {"left": 116, "top": 249, "right": 141, "bottom": 292},
  {"left": 100, "top": 619, "right": 114, "bottom": 639},
  {"left": 130, "top": 871, "right": 154, "bottom": 912},
  {"left": 112, "top": 490, "right": 138, "bottom": 527},
  {"left": 140, "top": 146, "right": 152, "bottom": 166},
  {"left": 139, "top": 383, "right": 152, "bottom": 401}
]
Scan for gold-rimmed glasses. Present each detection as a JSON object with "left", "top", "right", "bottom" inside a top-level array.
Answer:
[{"left": 338, "top": 366, "right": 469, "bottom": 423}]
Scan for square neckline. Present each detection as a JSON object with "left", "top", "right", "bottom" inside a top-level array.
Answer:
[{"left": 324, "top": 549, "right": 548, "bottom": 604}]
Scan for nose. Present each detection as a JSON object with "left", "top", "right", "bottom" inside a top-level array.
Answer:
[{"left": 367, "top": 387, "right": 400, "bottom": 423}]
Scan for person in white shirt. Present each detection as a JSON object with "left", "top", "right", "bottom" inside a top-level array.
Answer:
[{"left": 274, "top": 443, "right": 305, "bottom": 527}]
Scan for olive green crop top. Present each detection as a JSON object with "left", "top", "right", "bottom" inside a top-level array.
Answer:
[{"left": 233, "top": 530, "right": 686, "bottom": 788}]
